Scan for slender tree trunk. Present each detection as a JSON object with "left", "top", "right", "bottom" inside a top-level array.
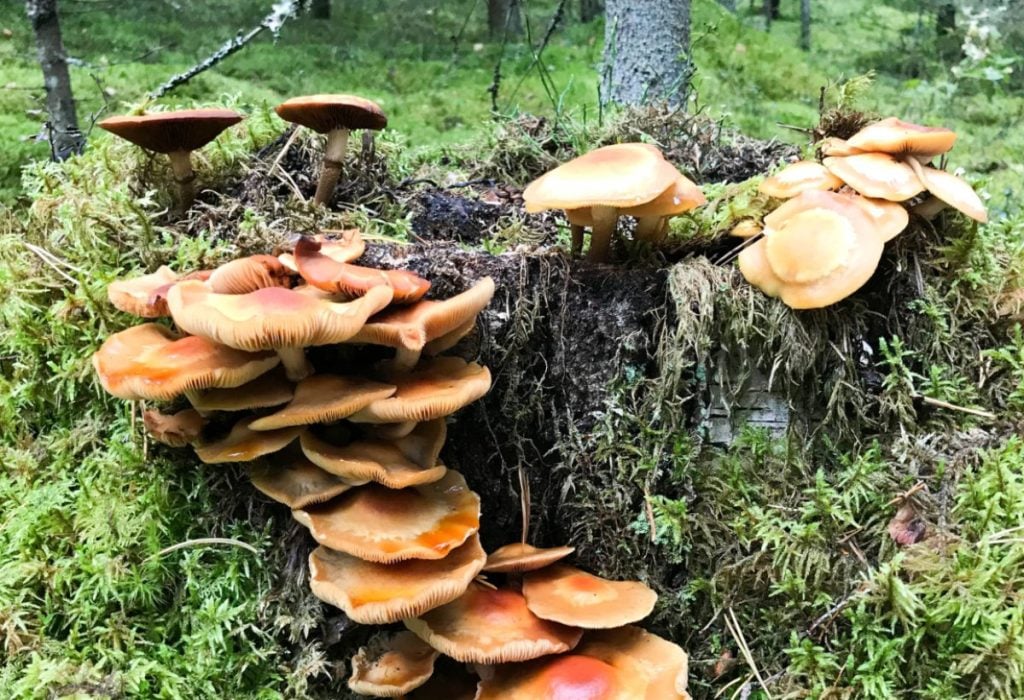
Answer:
[
  {"left": 488, "top": 0, "right": 522, "bottom": 38},
  {"left": 717, "top": 0, "right": 737, "bottom": 12},
  {"left": 580, "top": 0, "right": 603, "bottom": 22},
  {"left": 799, "top": 0, "right": 811, "bottom": 50},
  {"left": 25, "top": 0, "right": 83, "bottom": 160},
  {"left": 602, "top": 0, "right": 691, "bottom": 106},
  {"left": 310, "top": 0, "right": 330, "bottom": 19}
]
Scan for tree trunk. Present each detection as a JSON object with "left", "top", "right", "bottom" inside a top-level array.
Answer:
[
  {"left": 580, "top": 0, "right": 603, "bottom": 22},
  {"left": 488, "top": 0, "right": 522, "bottom": 38},
  {"left": 799, "top": 0, "right": 811, "bottom": 50},
  {"left": 602, "top": 0, "right": 691, "bottom": 106},
  {"left": 25, "top": 0, "right": 83, "bottom": 160},
  {"left": 717, "top": 0, "right": 737, "bottom": 12},
  {"left": 310, "top": 0, "right": 330, "bottom": 19}
]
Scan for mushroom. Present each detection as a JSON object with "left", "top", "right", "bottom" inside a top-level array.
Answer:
[
  {"left": 523, "top": 143, "right": 683, "bottom": 261},
  {"left": 758, "top": 160, "right": 843, "bottom": 199},
  {"left": 576, "top": 626, "right": 691, "bottom": 700},
  {"left": 903, "top": 158, "right": 988, "bottom": 223},
  {"left": 207, "top": 255, "right": 293, "bottom": 295},
  {"left": 278, "top": 229, "right": 366, "bottom": 272},
  {"left": 308, "top": 534, "right": 486, "bottom": 624},
  {"left": 846, "top": 116, "right": 957, "bottom": 160},
  {"left": 274, "top": 94, "right": 387, "bottom": 206},
  {"left": 292, "top": 470, "right": 480, "bottom": 562},
  {"left": 403, "top": 582, "right": 583, "bottom": 664},
  {"left": 350, "top": 277, "right": 495, "bottom": 370},
  {"left": 347, "top": 358, "right": 492, "bottom": 424},
  {"left": 386, "top": 418, "right": 447, "bottom": 468},
  {"left": 166, "top": 281, "right": 394, "bottom": 381},
  {"left": 729, "top": 219, "right": 763, "bottom": 238},
  {"left": 521, "top": 564, "right": 657, "bottom": 628},
  {"left": 822, "top": 153, "right": 924, "bottom": 201},
  {"left": 474, "top": 654, "right": 632, "bottom": 699},
  {"left": 107, "top": 266, "right": 179, "bottom": 318},
  {"left": 840, "top": 192, "right": 910, "bottom": 242},
  {"left": 247, "top": 374, "right": 396, "bottom": 431},
  {"left": 185, "top": 367, "right": 295, "bottom": 415},
  {"left": 348, "top": 631, "right": 440, "bottom": 698},
  {"left": 142, "top": 408, "right": 206, "bottom": 447},
  {"left": 483, "top": 543, "right": 576, "bottom": 574},
  {"left": 193, "top": 416, "right": 303, "bottom": 464},
  {"left": 98, "top": 108, "right": 243, "bottom": 211},
  {"left": 293, "top": 236, "right": 431, "bottom": 303},
  {"left": 248, "top": 454, "right": 353, "bottom": 509},
  {"left": 622, "top": 174, "right": 707, "bottom": 243},
  {"left": 92, "top": 323, "right": 279, "bottom": 401},
  {"left": 299, "top": 432, "right": 448, "bottom": 489}
]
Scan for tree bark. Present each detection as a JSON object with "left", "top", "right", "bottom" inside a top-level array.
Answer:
[
  {"left": 602, "top": 0, "right": 691, "bottom": 106},
  {"left": 25, "top": 0, "right": 83, "bottom": 160},
  {"left": 310, "top": 0, "right": 330, "bottom": 19},
  {"left": 799, "top": 0, "right": 811, "bottom": 50},
  {"left": 488, "top": 0, "right": 522, "bottom": 38},
  {"left": 580, "top": 0, "right": 603, "bottom": 22},
  {"left": 717, "top": 0, "right": 736, "bottom": 12}
]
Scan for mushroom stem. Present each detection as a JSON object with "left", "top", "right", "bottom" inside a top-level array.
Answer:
[
  {"left": 913, "top": 195, "right": 947, "bottom": 220},
  {"left": 587, "top": 206, "right": 619, "bottom": 262},
  {"left": 633, "top": 216, "right": 662, "bottom": 243},
  {"left": 569, "top": 224, "right": 585, "bottom": 256},
  {"left": 313, "top": 128, "right": 351, "bottom": 206},
  {"left": 167, "top": 150, "right": 196, "bottom": 212},
  {"left": 393, "top": 347, "right": 422, "bottom": 371},
  {"left": 278, "top": 347, "right": 313, "bottom": 381}
]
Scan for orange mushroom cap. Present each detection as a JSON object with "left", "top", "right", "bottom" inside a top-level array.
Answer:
[
  {"left": 729, "top": 219, "right": 763, "bottom": 238},
  {"left": 348, "top": 357, "right": 492, "bottom": 424},
  {"left": 846, "top": 117, "right": 957, "bottom": 158},
  {"left": 404, "top": 582, "right": 583, "bottom": 664},
  {"left": 841, "top": 192, "right": 910, "bottom": 242},
  {"left": 248, "top": 374, "right": 396, "bottom": 431},
  {"left": 308, "top": 534, "right": 486, "bottom": 624},
  {"left": 474, "top": 654, "right": 632, "bottom": 699},
  {"left": 98, "top": 108, "right": 243, "bottom": 153},
  {"left": 280, "top": 229, "right": 366, "bottom": 274},
  {"left": 621, "top": 173, "right": 707, "bottom": 217},
  {"left": 193, "top": 416, "right": 303, "bottom": 464},
  {"left": 207, "top": 255, "right": 293, "bottom": 295},
  {"left": 905, "top": 159, "right": 988, "bottom": 223},
  {"left": 275, "top": 94, "right": 387, "bottom": 133},
  {"left": 348, "top": 631, "right": 439, "bottom": 698},
  {"left": 293, "top": 237, "right": 430, "bottom": 304},
  {"left": 822, "top": 153, "right": 924, "bottom": 201},
  {"left": 142, "top": 407, "right": 206, "bottom": 447},
  {"left": 92, "top": 323, "right": 279, "bottom": 401},
  {"left": 483, "top": 543, "right": 576, "bottom": 574},
  {"left": 248, "top": 454, "right": 352, "bottom": 509},
  {"left": 186, "top": 367, "right": 294, "bottom": 413},
  {"left": 292, "top": 470, "right": 480, "bottom": 562},
  {"left": 107, "top": 266, "right": 178, "bottom": 318},
  {"left": 522, "top": 564, "right": 657, "bottom": 628},
  {"left": 300, "top": 431, "right": 448, "bottom": 489},
  {"left": 758, "top": 160, "right": 843, "bottom": 199},
  {"left": 576, "top": 626, "right": 691, "bottom": 700}
]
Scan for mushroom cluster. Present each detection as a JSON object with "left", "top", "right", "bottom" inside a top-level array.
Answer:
[
  {"left": 523, "top": 143, "right": 707, "bottom": 262},
  {"left": 92, "top": 232, "right": 690, "bottom": 697},
  {"left": 736, "top": 117, "right": 988, "bottom": 309}
]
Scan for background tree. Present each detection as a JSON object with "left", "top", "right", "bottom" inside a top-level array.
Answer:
[
  {"left": 579, "top": 0, "right": 603, "bottom": 22},
  {"left": 602, "top": 0, "right": 691, "bottom": 106},
  {"left": 25, "top": 0, "right": 83, "bottom": 160},
  {"left": 488, "top": 0, "right": 522, "bottom": 38},
  {"left": 800, "top": 0, "right": 811, "bottom": 49},
  {"left": 718, "top": 0, "right": 737, "bottom": 11}
]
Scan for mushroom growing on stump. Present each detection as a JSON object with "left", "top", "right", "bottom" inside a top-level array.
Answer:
[
  {"left": 758, "top": 160, "right": 843, "bottom": 199},
  {"left": 248, "top": 455, "right": 353, "bottom": 509},
  {"left": 845, "top": 116, "right": 957, "bottom": 161},
  {"left": 300, "top": 431, "right": 448, "bottom": 488},
  {"left": 483, "top": 543, "right": 576, "bottom": 574},
  {"left": 247, "top": 374, "right": 396, "bottom": 431},
  {"left": 142, "top": 408, "right": 206, "bottom": 447},
  {"left": 822, "top": 153, "right": 924, "bottom": 201},
  {"left": 193, "top": 416, "right": 304, "bottom": 464},
  {"left": 107, "top": 266, "right": 179, "bottom": 318},
  {"left": 98, "top": 108, "right": 243, "bottom": 212},
  {"left": 274, "top": 94, "right": 387, "bottom": 206},
  {"left": 348, "top": 631, "right": 440, "bottom": 697},
  {"left": 522, "top": 564, "right": 658, "bottom": 629},
  {"left": 293, "top": 236, "right": 431, "bottom": 303}
]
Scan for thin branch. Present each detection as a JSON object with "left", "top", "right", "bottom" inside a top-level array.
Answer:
[{"left": 151, "top": 537, "right": 260, "bottom": 558}]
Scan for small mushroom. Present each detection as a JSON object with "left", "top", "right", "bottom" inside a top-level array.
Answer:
[
  {"left": 98, "top": 108, "right": 243, "bottom": 211},
  {"left": 846, "top": 116, "right": 957, "bottom": 160},
  {"left": 193, "top": 416, "right": 303, "bottom": 464},
  {"left": 822, "top": 153, "right": 924, "bottom": 201},
  {"left": 299, "top": 431, "right": 448, "bottom": 489},
  {"left": 621, "top": 173, "right": 707, "bottom": 243},
  {"left": 142, "top": 408, "right": 206, "bottom": 447},
  {"left": 483, "top": 543, "right": 576, "bottom": 574},
  {"left": 248, "top": 455, "right": 353, "bottom": 509},
  {"left": 292, "top": 470, "right": 480, "bottom": 562},
  {"left": 207, "top": 255, "right": 293, "bottom": 295},
  {"left": 279, "top": 229, "right": 366, "bottom": 272},
  {"left": 185, "top": 367, "right": 295, "bottom": 415},
  {"left": 522, "top": 564, "right": 657, "bottom": 628},
  {"left": 347, "top": 358, "right": 492, "bottom": 424},
  {"left": 404, "top": 582, "right": 583, "bottom": 664},
  {"left": 758, "top": 160, "right": 843, "bottom": 199},
  {"left": 293, "top": 236, "right": 430, "bottom": 303},
  {"left": 308, "top": 534, "right": 486, "bottom": 624},
  {"left": 107, "top": 266, "right": 179, "bottom": 318},
  {"left": 247, "top": 374, "right": 396, "bottom": 431},
  {"left": 348, "top": 631, "right": 440, "bottom": 698},
  {"left": 275, "top": 94, "right": 387, "bottom": 206},
  {"left": 729, "top": 219, "right": 763, "bottom": 238}
]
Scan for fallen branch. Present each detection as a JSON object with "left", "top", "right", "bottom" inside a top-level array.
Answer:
[
  {"left": 151, "top": 537, "right": 260, "bottom": 558},
  {"left": 151, "top": 0, "right": 302, "bottom": 98}
]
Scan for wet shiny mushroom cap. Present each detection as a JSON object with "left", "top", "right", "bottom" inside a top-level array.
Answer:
[
  {"left": 293, "top": 236, "right": 430, "bottom": 303},
  {"left": 576, "top": 626, "right": 691, "bottom": 700},
  {"left": 522, "top": 565, "right": 657, "bottom": 628},
  {"left": 474, "top": 654, "right": 631, "bottom": 699},
  {"left": 98, "top": 108, "right": 243, "bottom": 153},
  {"left": 758, "top": 160, "right": 843, "bottom": 199},
  {"left": 904, "top": 158, "right": 988, "bottom": 223},
  {"left": 846, "top": 116, "right": 957, "bottom": 158},
  {"left": 275, "top": 94, "right": 387, "bottom": 133}
]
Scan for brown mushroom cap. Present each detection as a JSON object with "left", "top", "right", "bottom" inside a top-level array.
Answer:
[
  {"left": 142, "top": 408, "right": 206, "bottom": 447},
  {"left": 846, "top": 117, "right": 957, "bottom": 158},
  {"left": 822, "top": 153, "right": 924, "bottom": 201},
  {"left": 522, "top": 565, "right": 657, "bottom": 628},
  {"left": 186, "top": 367, "right": 294, "bottom": 413},
  {"left": 348, "top": 357, "right": 492, "bottom": 424},
  {"left": 577, "top": 626, "right": 691, "bottom": 700},
  {"left": 194, "top": 416, "right": 303, "bottom": 464},
  {"left": 308, "top": 534, "right": 486, "bottom": 624},
  {"left": 107, "top": 266, "right": 178, "bottom": 318},
  {"left": 275, "top": 94, "right": 387, "bottom": 133},
  {"left": 348, "top": 631, "right": 439, "bottom": 698},
  {"left": 299, "top": 431, "right": 448, "bottom": 489},
  {"left": 167, "top": 281, "right": 394, "bottom": 351},
  {"left": 388, "top": 418, "right": 447, "bottom": 468},
  {"left": 758, "top": 160, "right": 843, "bottom": 199},
  {"left": 293, "top": 236, "right": 430, "bottom": 304},
  {"left": 292, "top": 470, "right": 480, "bottom": 562},
  {"left": 905, "top": 159, "right": 988, "bottom": 223},
  {"left": 484, "top": 543, "right": 576, "bottom": 574},
  {"left": 98, "top": 109, "right": 243, "bottom": 153},
  {"left": 207, "top": 255, "right": 293, "bottom": 295},
  {"left": 523, "top": 143, "right": 680, "bottom": 212},
  {"left": 423, "top": 319, "right": 475, "bottom": 357},
  {"left": 248, "top": 454, "right": 352, "bottom": 509},
  {"left": 405, "top": 582, "right": 583, "bottom": 664},
  {"left": 248, "top": 374, "right": 396, "bottom": 431},
  {"left": 474, "top": 654, "right": 632, "bottom": 699},
  {"left": 92, "top": 323, "right": 279, "bottom": 401}
]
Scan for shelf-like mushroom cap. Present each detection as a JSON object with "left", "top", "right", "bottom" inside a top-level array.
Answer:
[
  {"left": 308, "top": 534, "right": 486, "bottom": 624},
  {"left": 474, "top": 654, "right": 633, "bottom": 699},
  {"left": 248, "top": 374, "right": 396, "bottom": 431},
  {"left": 523, "top": 143, "right": 681, "bottom": 213},
  {"left": 275, "top": 94, "right": 387, "bottom": 133},
  {"left": 822, "top": 153, "right": 924, "bottom": 201},
  {"left": 576, "top": 626, "right": 691, "bottom": 700},
  {"left": 92, "top": 323, "right": 279, "bottom": 401},
  {"left": 350, "top": 278, "right": 495, "bottom": 352},
  {"left": 522, "top": 565, "right": 657, "bottom": 628},
  {"left": 207, "top": 255, "right": 293, "bottom": 295},
  {"left": 846, "top": 117, "right": 957, "bottom": 158},
  {"left": 388, "top": 418, "right": 447, "bottom": 468},
  {"left": 293, "top": 236, "right": 430, "bottom": 303},
  {"left": 292, "top": 470, "right": 480, "bottom": 562},
  {"left": 194, "top": 416, "right": 303, "bottom": 464},
  {"left": 107, "top": 266, "right": 178, "bottom": 318},
  {"left": 300, "top": 431, "right": 448, "bottom": 489},
  {"left": 483, "top": 543, "right": 576, "bottom": 574},
  {"left": 142, "top": 408, "right": 206, "bottom": 447},
  {"left": 167, "top": 281, "right": 393, "bottom": 351},
  {"left": 348, "top": 631, "right": 439, "bottom": 698},
  {"left": 404, "top": 582, "right": 583, "bottom": 664},
  {"left": 906, "top": 160, "right": 988, "bottom": 223},
  {"left": 348, "top": 358, "right": 492, "bottom": 424},
  {"left": 248, "top": 455, "right": 352, "bottom": 509},
  {"left": 758, "top": 160, "right": 843, "bottom": 199},
  {"left": 186, "top": 367, "right": 294, "bottom": 413},
  {"left": 98, "top": 108, "right": 243, "bottom": 153}
]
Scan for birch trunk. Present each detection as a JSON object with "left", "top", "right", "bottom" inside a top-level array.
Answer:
[{"left": 25, "top": 0, "right": 83, "bottom": 160}]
